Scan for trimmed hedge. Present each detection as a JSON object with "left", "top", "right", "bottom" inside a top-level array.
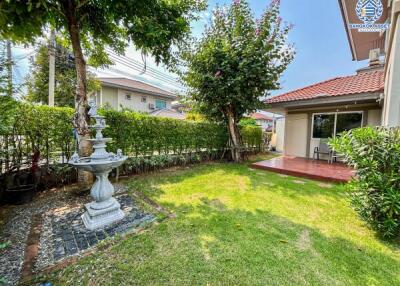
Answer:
[
  {"left": 100, "top": 109, "right": 228, "bottom": 156},
  {"left": 1, "top": 98, "right": 263, "bottom": 184},
  {"left": 240, "top": 125, "right": 263, "bottom": 148},
  {"left": 0, "top": 98, "right": 229, "bottom": 174},
  {"left": 0, "top": 98, "right": 74, "bottom": 172}
]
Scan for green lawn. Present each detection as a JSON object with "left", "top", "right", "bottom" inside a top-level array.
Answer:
[{"left": 45, "top": 158, "right": 400, "bottom": 285}]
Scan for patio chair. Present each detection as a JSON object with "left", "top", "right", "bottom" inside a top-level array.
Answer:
[{"left": 313, "top": 139, "right": 332, "bottom": 161}]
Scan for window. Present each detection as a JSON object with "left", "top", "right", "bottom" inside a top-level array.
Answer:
[
  {"left": 155, "top": 99, "right": 167, "bottom": 109},
  {"left": 313, "top": 114, "right": 335, "bottom": 139},
  {"left": 125, "top": 93, "right": 132, "bottom": 100},
  {"left": 336, "top": 113, "right": 363, "bottom": 134},
  {"left": 312, "top": 112, "right": 363, "bottom": 139},
  {"left": 141, "top": 96, "right": 147, "bottom": 103}
]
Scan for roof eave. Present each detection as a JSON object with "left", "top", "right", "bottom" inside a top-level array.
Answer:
[
  {"left": 338, "top": 0, "right": 357, "bottom": 61},
  {"left": 101, "top": 82, "right": 177, "bottom": 100},
  {"left": 265, "top": 92, "right": 382, "bottom": 109}
]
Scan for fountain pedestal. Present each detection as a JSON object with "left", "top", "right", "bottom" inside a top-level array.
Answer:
[
  {"left": 82, "top": 198, "right": 124, "bottom": 230},
  {"left": 69, "top": 100, "right": 127, "bottom": 230}
]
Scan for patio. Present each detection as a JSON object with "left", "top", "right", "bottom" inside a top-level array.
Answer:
[{"left": 251, "top": 156, "right": 354, "bottom": 183}]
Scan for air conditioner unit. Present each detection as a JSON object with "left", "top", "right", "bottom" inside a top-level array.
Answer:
[{"left": 149, "top": 103, "right": 155, "bottom": 109}]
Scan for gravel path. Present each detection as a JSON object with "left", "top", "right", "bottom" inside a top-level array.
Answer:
[{"left": 0, "top": 183, "right": 155, "bottom": 285}]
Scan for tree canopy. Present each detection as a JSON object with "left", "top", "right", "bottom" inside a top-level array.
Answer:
[
  {"left": 0, "top": 0, "right": 206, "bottom": 136},
  {"left": 181, "top": 0, "right": 294, "bottom": 161},
  {"left": 0, "top": 0, "right": 205, "bottom": 66}
]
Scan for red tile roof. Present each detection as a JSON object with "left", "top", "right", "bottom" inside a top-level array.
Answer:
[
  {"left": 266, "top": 70, "right": 384, "bottom": 104},
  {"left": 250, "top": 113, "right": 273, "bottom": 121}
]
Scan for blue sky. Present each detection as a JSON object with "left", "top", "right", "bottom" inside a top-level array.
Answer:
[
  {"left": 191, "top": 0, "right": 367, "bottom": 95},
  {"left": 14, "top": 0, "right": 368, "bottom": 96}
]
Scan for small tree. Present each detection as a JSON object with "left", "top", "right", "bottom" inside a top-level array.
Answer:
[
  {"left": 181, "top": 0, "right": 294, "bottom": 161},
  {"left": 25, "top": 41, "right": 99, "bottom": 107}
]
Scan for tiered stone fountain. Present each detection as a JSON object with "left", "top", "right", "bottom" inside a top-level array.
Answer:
[{"left": 69, "top": 100, "right": 127, "bottom": 230}]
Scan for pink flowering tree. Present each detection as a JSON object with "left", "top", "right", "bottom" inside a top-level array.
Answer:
[{"left": 181, "top": 0, "right": 294, "bottom": 162}]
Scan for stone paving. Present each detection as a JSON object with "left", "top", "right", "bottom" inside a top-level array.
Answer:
[
  {"left": 36, "top": 194, "right": 156, "bottom": 271},
  {"left": 0, "top": 184, "right": 157, "bottom": 286}
]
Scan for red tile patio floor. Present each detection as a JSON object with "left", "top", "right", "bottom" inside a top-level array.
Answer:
[{"left": 251, "top": 156, "right": 355, "bottom": 183}]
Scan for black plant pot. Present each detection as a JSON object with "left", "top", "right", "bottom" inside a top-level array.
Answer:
[{"left": 4, "top": 184, "right": 36, "bottom": 205}]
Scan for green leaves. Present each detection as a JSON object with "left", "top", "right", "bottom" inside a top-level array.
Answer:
[
  {"left": 240, "top": 125, "right": 262, "bottom": 147},
  {"left": 25, "top": 42, "right": 99, "bottom": 107},
  {"left": 100, "top": 109, "right": 228, "bottom": 156},
  {"left": 181, "top": 0, "right": 294, "bottom": 123},
  {"left": 329, "top": 127, "right": 400, "bottom": 237},
  {"left": 0, "top": 0, "right": 205, "bottom": 67}
]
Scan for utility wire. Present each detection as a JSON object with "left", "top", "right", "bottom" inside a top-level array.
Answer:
[
  {"left": 108, "top": 54, "right": 181, "bottom": 86},
  {"left": 106, "top": 49, "right": 183, "bottom": 87},
  {"left": 106, "top": 49, "right": 179, "bottom": 81}
]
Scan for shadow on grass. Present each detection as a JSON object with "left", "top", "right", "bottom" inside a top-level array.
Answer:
[
  {"left": 49, "top": 198, "right": 400, "bottom": 286},
  {"left": 126, "top": 161, "right": 346, "bottom": 201}
]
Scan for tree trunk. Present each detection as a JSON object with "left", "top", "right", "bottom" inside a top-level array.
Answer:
[
  {"left": 226, "top": 111, "right": 242, "bottom": 162},
  {"left": 66, "top": 2, "right": 93, "bottom": 186}
]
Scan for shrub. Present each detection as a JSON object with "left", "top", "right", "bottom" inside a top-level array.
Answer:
[
  {"left": 239, "top": 118, "right": 257, "bottom": 127},
  {"left": 241, "top": 125, "right": 263, "bottom": 148},
  {"left": 329, "top": 127, "right": 400, "bottom": 237},
  {"left": 0, "top": 100, "right": 229, "bottom": 177},
  {"left": 100, "top": 109, "right": 228, "bottom": 156}
]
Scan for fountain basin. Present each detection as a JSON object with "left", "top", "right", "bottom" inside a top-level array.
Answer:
[{"left": 70, "top": 156, "right": 127, "bottom": 173}]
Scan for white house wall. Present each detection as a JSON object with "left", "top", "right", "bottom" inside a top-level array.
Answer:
[
  {"left": 367, "top": 109, "right": 382, "bottom": 126},
  {"left": 102, "top": 86, "right": 118, "bottom": 109},
  {"left": 383, "top": 13, "right": 400, "bottom": 126},
  {"left": 275, "top": 118, "right": 285, "bottom": 153},
  {"left": 117, "top": 88, "right": 172, "bottom": 112},
  {"left": 284, "top": 113, "right": 308, "bottom": 157},
  {"left": 99, "top": 86, "right": 172, "bottom": 112}
]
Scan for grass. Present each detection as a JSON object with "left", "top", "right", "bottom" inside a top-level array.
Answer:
[{"left": 43, "top": 156, "right": 400, "bottom": 285}]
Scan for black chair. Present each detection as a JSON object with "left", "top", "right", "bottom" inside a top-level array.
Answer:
[{"left": 313, "top": 139, "right": 332, "bottom": 161}]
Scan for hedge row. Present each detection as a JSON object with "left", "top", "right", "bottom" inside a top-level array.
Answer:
[
  {"left": 100, "top": 109, "right": 228, "bottom": 156},
  {"left": 0, "top": 98, "right": 74, "bottom": 173},
  {"left": 0, "top": 98, "right": 263, "bottom": 175}
]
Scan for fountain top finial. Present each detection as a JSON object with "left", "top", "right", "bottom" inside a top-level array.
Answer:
[{"left": 88, "top": 99, "right": 98, "bottom": 117}]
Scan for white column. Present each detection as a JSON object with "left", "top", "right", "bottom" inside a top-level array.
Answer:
[{"left": 384, "top": 15, "right": 400, "bottom": 127}]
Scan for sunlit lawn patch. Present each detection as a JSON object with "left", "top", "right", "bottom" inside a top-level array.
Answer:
[{"left": 44, "top": 158, "right": 400, "bottom": 285}]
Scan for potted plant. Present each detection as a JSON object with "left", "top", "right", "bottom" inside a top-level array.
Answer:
[{"left": 3, "top": 148, "right": 40, "bottom": 205}]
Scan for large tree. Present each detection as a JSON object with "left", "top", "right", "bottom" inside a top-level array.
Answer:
[
  {"left": 0, "top": 0, "right": 204, "bottom": 184},
  {"left": 0, "top": 0, "right": 205, "bottom": 155},
  {"left": 181, "top": 0, "right": 294, "bottom": 162},
  {"left": 25, "top": 41, "right": 99, "bottom": 107}
]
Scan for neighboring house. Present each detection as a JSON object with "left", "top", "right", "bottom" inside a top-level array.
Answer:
[
  {"left": 171, "top": 102, "right": 188, "bottom": 114},
  {"left": 265, "top": 63, "right": 384, "bottom": 159},
  {"left": 90, "top": 77, "right": 177, "bottom": 113},
  {"left": 339, "top": 0, "right": 400, "bottom": 126},
  {"left": 249, "top": 113, "right": 273, "bottom": 131},
  {"left": 149, "top": 108, "right": 186, "bottom": 120}
]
